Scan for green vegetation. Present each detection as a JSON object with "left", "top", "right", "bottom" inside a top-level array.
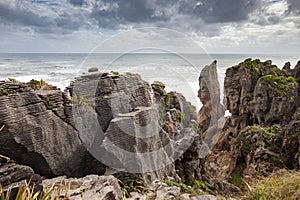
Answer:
[
  {"left": 164, "top": 180, "right": 196, "bottom": 195},
  {"left": 240, "top": 58, "right": 261, "bottom": 76},
  {"left": 189, "top": 122, "right": 195, "bottom": 131},
  {"left": 237, "top": 125, "right": 283, "bottom": 156},
  {"left": 7, "top": 78, "right": 18, "bottom": 82},
  {"left": 0, "top": 180, "right": 68, "bottom": 200},
  {"left": 243, "top": 170, "right": 300, "bottom": 200},
  {"left": 42, "top": 96, "right": 54, "bottom": 109},
  {"left": 72, "top": 94, "right": 89, "bottom": 106},
  {"left": 178, "top": 112, "right": 186, "bottom": 121},
  {"left": 164, "top": 178, "right": 209, "bottom": 195},
  {"left": 155, "top": 81, "right": 165, "bottom": 88},
  {"left": 110, "top": 71, "right": 120, "bottom": 75},
  {"left": 0, "top": 89, "right": 8, "bottom": 96},
  {"left": 261, "top": 75, "right": 297, "bottom": 99},
  {"left": 28, "top": 79, "right": 52, "bottom": 90},
  {"left": 231, "top": 172, "right": 243, "bottom": 188},
  {"left": 158, "top": 93, "right": 172, "bottom": 126},
  {"left": 122, "top": 178, "right": 146, "bottom": 198},
  {"left": 164, "top": 93, "right": 170, "bottom": 106}
]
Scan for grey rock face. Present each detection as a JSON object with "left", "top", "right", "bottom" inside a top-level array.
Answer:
[
  {"left": 198, "top": 61, "right": 224, "bottom": 132},
  {"left": 42, "top": 175, "right": 123, "bottom": 200},
  {"left": 0, "top": 81, "right": 105, "bottom": 177},
  {"left": 224, "top": 59, "right": 298, "bottom": 127},
  {"left": 198, "top": 59, "right": 300, "bottom": 187},
  {"left": 0, "top": 162, "right": 39, "bottom": 187},
  {"left": 72, "top": 72, "right": 196, "bottom": 183}
]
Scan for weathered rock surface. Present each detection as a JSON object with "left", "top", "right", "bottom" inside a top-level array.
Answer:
[
  {"left": 42, "top": 175, "right": 123, "bottom": 200},
  {"left": 71, "top": 72, "right": 197, "bottom": 184},
  {"left": 176, "top": 61, "right": 225, "bottom": 184},
  {"left": 196, "top": 59, "right": 300, "bottom": 194},
  {"left": 198, "top": 60, "right": 224, "bottom": 132},
  {"left": 0, "top": 162, "right": 39, "bottom": 187},
  {"left": 0, "top": 81, "right": 105, "bottom": 177}
]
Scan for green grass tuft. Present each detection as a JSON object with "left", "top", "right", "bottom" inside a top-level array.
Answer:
[
  {"left": 29, "top": 79, "right": 52, "bottom": 90},
  {"left": 122, "top": 178, "right": 146, "bottom": 198}
]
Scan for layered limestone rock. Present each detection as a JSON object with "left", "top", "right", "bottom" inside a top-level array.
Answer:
[
  {"left": 71, "top": 72, "right": 197, "bottom": 184},
  {"left": 198, "top": 59, "right": 300, "bottom": 191},
  {"left": 175, "top": 61, "right": 225, "bottom": 184},
  {"left": 198, "top": 60, "right": 224, "bottom": 132},
  {"left": 224, "top": 59, "right": 298, "bottom": 127},
  {"left": 0, "top": 81, "right": 105, "bottom": 177},
  {"left": 0, "top": 162, "right": 40, "bottom": 187},
  {"left": 42, "top": 175, "right": 123, "bottom": 200}
]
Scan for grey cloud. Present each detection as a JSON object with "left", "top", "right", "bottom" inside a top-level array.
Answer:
[
  {"left": 0, "top": 0, "right": 287, "bottom": 36},
  {"left": 88, "top": 0, "right": 261, "bottom": 32},
  {"left": 90, "top": 0, "right": 171, "bottom": 29},
  {"left": 0, "top": 1, "right": 88, "bottom": 34},
  {"left": 69, "top": 0, "right": 84, "bottom": 7},
  {"left": 0, "top": 2, "right": 54, "bottom": 27},
  {"left": 179, "top": 0, "right": 261, "bottom": 23}
]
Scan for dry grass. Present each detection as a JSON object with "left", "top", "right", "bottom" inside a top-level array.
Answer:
[
  {"left": 241, "top": 169, "right": 300, "bottom": 200},
  {"left": 0, "top": 180, "right": 71, "bottom": 200},
  {"left": 28, "top": 79, "right": 52, "bottom": 90}
]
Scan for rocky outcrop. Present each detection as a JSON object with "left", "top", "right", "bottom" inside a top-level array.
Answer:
[
  {"left": 71, "top": 72, "right": 197, "bottom": 184},
  {"left": 197, "top": 59, "right": 300, "bottom": 193},
  {"left": 0, "top": 81, "right": 105, "bottom": 177},
  {"left": 1, "top": 58, "right": 299, "bottom": 198},
  {"left": 198, "top": 60, "right": 224, "bottom": 132},
  {"left": 42, "top": 175, "right": 123, "bottom": 200},
  {"left": 224, "top": 59, "right": 298, "bottom": 127},
  {"left": 175, "top": 61, "right": 225, "bottom": 185},
  {"left": 0, "top": 162, "right": 40, "bottom": 187}
]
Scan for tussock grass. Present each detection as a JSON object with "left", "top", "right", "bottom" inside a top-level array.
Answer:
[
  {"left": 0, "top": 179, "right": 71, "bottom": 200},
  {"left": 242, "top": 170, "right": 300, "bottom": 200}
]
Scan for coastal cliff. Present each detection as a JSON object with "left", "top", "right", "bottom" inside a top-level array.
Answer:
[{"left": 0, "top": 58, "right": 299, "bottom": 199}]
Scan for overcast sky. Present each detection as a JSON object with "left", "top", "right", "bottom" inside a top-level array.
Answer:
[{"left": 0, "top": 0, "right": 299, "bottom": 54}]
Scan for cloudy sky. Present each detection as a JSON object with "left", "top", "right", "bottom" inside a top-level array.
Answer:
[{"left": 0, "top": 0, "right": 299, "bottom": 53}]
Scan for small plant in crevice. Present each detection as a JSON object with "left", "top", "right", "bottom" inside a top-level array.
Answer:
[
  {"left": 122, "top": 178, "right": 147, "bottom": 198},
  {"left": 0, "top": 89, "right": 8, "bottom": 96},
  {"left": 72, "top": 94, "right": 90, "bottom": 107},
  {"left": 178, "top": 112, "right": 186, "bottom": 122},
  {"left": 7, "top": 78, "right": 18, "bottom": 82},
  {"left": 42, "top": 96, "right": 54, "bottom": 109},
  {"left": 110, "top": 71, "right": 120, "bottom": 75},
  {"left": 163, "top": 180, "right": 194, "bottom": 194}
]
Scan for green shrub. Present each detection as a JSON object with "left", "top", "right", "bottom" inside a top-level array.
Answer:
[
  {"left": 178, "top": 112, "right": 186, "bottom": 121},
  {"left": 7, "top": 78, "right": 18, "bottom": 82},
  {"left": 0, "top": 89, "right": 8, "bottom": 96},
  {"left": 29, "top": 79, "right": 52, "bottom": 90},
  {"left": 261, "top": 75, "right": 297, "bottom": 99},
  {"left": 110, "top": 71, "right": 120, "bottom": 75},
  {"left": 122, "top": 178, "right": 146, "bottom": 198}
]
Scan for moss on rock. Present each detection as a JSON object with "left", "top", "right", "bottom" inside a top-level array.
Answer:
[{"left": 261, "top": 74, "right": 297, "bottom": 98}]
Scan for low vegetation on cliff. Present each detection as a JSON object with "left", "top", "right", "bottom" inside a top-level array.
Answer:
[{"left": 28, "top": 79, "right": 52, "bottom": 90}]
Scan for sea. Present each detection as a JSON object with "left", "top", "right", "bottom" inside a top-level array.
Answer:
[{"left": 0, "top": 53, "right": 299, "bottom": 109}]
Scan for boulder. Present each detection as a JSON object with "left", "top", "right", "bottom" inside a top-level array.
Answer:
[
  {"left": 0, "top": 81, "right": 105, "bottom": 177},
  {"left": 0, "top": 162, "right": 40, "bottom": 187},
  {"left": 42, "top": 175, "right": 123, "bottom": 200},
  {"left": 71, "top": 72, "right": 197, "bottom": 184}
]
